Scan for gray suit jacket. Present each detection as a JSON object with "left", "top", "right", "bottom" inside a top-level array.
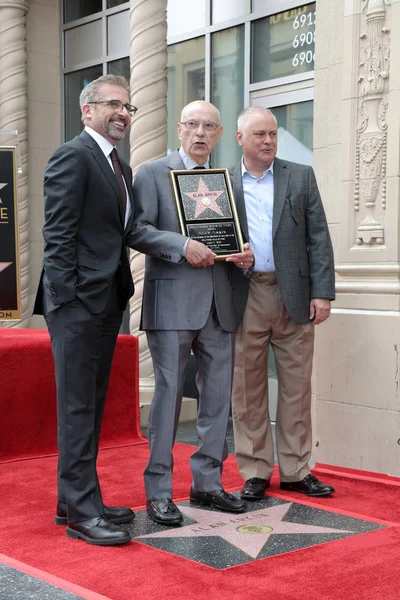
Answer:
[
  {"left": 126, "top": 151, "right": 238, "bottom": 332},
  {"left": 230, "top": 157, "right": 335, "bottom": 325}
]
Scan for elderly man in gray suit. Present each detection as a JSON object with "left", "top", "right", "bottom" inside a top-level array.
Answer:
[
  {"left": 230, "top": 106, "right": 335, "bottom": 501},
  {"left": 127, "top": 100, "right": 253, "bottom": 525}
]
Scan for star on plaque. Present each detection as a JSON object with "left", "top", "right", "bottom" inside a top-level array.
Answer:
[
  {"left": 0, "top": 182, "right": 7, "bottom": 203},
  {"left": 0, "top": 263, "right": 12, "bottom": 274},
  {"left": 183, "top": 177, "right": 224, "bottom": 218}
]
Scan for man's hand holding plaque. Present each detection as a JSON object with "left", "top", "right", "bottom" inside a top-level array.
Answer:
[
  {"left": 225, "top": 242, "right": 254, "bottom": 271},
  {"left": 186, "top": 239, "right": 216, "bottom": 268}
]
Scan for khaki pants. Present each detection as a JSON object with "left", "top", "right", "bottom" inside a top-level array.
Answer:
[{"left": 232, "top": 272, "right": 315, "bottom": 483}]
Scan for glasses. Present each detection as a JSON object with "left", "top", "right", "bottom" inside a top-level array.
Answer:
[
  {"left": 89, "top": 99, "right": 138, "bottom": 116},
  {"left": 180, "top": 120, "right": 220, "bottom": 132}
]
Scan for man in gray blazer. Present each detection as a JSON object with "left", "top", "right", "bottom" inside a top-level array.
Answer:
[
  {"left": 33, "top": 75, "right": 137, "bottom": 546},
  {"left": 230, "top": 106, "right": 335, "bottom": 500},
  {"left": 126, "top": 101, "right": 253, "bottom": 525}
]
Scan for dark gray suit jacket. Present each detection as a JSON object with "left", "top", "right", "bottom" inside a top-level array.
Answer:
[
  {"left": 126, "top": 151, "right": 239, "bottom": 332},
  {"left": 230, "top": 157, "right": 335, "bottom": 325},
  {"left": 33, "top": 130, "right": 134, "bottom": 315}
]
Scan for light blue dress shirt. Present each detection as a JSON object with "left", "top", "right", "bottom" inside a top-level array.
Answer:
[
  {"left": 242, "top": 159, "right": 275, "bottom": 272},
  {"left": 178, "top": 147, "right": 210, "bottom": 170}
]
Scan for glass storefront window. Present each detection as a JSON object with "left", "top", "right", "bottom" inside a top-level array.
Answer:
[
  {"left": 167, "top": 37, "right": 205, "bottom": 154},
  {"left": 108, "top": 58, "right": 131, "bottom": 164},
  {"left": 211, "top": 26, "right": 245, "bottom": 168},
  {"left": 251, "top": 3, "right": 316, "bottom": 83},
  {"left": 167, "top": 0, "right": 206, "bottom": 39},
  {"left": 107, "top": 0, "right": 128, "bottom": 7},
  {"left": 212, "top": 0, "right": 249, "bottom": 24},
  {"left": 64, "top": 0, "right": 102, "bottom": 23},
  {"left": 272, "top": 100, "right": 313, "bottom": 164},
  {"left": 64, "top": 21, "right": 102, "bottom": 71},
  {"left": 64, "top": 65, "right": 103, "bottom": 141}
]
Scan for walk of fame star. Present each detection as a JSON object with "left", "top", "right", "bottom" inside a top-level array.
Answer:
[
  {"left": 137, "top": 503, "right": 353, "bottom": 560},
  {"left": 183, "top": 177, "right": 224, "bottom": 218},
  {"left": 129, "top": 497, "right": 385, "bottom": 569},
  {"left": 0, "top": 263, "right": 12, "bottom": 274}
]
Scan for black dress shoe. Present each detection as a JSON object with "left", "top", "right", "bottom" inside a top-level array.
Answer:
[
  {"left": 190, "top": 488, "right": 246, "bottom": 513},
  {"left": 280, "top": 474, "right": 335, "bottom": 497},
  {"left": 146, "top": 498, "right": 183, "bottom": 526},
  {"left": 55, "top": 501, "right": 135, "bottom": 525},
  {"left": 240, "top": 478, "right": 270, "bottom": 500},
  {"left": 66, "top": 517, "right": 131, "bottom": 546}
]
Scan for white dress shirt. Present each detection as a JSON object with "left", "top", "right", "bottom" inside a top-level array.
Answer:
[{"left": 85, "top": 126, "right": 131, "bottom": 229}]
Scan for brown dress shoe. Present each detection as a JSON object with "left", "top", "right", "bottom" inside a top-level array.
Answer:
[{"left": 240, "top": 478, "right": 270, "bottom": 500}]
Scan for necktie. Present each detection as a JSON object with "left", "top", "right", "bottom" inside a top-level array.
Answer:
[
  {"left": 193, "top": 165, "right": 206, "bottom": 169},
  {"left": 110, "top": 148, "right": 127, "bottom": 222}
]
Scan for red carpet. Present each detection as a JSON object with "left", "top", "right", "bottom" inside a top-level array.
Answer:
[
  {"left": 1, "top": 446, "right": 400, "bottom": 600},
  {"left": 1, "top": 329, "right": 400, "bottom": 599},
  {"left": 0, "top": 329, "right": 144, "bottom": 461}
]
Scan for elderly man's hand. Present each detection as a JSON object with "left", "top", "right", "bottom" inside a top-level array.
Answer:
[{"left": 186, "top": 239, "right": 215, "bottom": 268}]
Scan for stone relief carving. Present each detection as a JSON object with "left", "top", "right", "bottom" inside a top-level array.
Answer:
[{"left": 355, "top": 0, "right": 390, "bottom": 246}]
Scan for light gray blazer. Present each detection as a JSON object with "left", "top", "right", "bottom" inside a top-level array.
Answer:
[
  {"left": 229, "top": 157, "right": 335, "bottom": 325},
  {"left": 126, "top": 151, "right": 239, "bottom": 332}
]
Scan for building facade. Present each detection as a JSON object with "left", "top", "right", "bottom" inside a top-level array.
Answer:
[{"left": 1, "top": 0, "right": 400, "bottom": 475}]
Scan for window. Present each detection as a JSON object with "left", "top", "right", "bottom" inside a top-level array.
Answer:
[
  {"left": 212, "top": 0, "right": 249, "bottom": 24},
  {"left": 167, "top": 37, "right": 205, "bottom": 154},
  {"left": 107, "top": 0, "right": 128, "bottom": 7},
  {"left": 167, "top": 0, "right": 206, "bottom": 39},
  {"left": 273, "top": 101, "right": 313, "bottom": 164},
  {"left": 64, "top": 65, "right": 103, "bottom": 141},
  {"left": 251, "top": 3, "right": 316, "bottom": 83},
  {"left": 211, "top": 26, "right": 245, "bottom": 168},
  {"left": 64, "top": 0, "right": 102, "bottom": 23}
]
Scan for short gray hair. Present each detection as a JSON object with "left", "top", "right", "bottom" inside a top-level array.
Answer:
[
  {"left": 79, "top": 74, "right": 130, "bottom": 117},
  {"left": 237, "top": 106, "right": 277, "bottom": 132}
]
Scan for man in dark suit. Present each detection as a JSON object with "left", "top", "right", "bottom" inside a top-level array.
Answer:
[
  {"left": 33, "top": 74, "right": 137, "bottom": 545},
  {"left": 126, "top": 101, "right": 253, "bottom": 525},
  {"left": 230, "top": 106, "right": 335, "bottom": 500}
]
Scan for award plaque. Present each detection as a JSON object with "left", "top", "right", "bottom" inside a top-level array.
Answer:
[
  {"left": 169, "top": 168, "right": 243, "bottom": 260},
  {"left": 0, "top": 146, "right": 21, "bottom": 321}
]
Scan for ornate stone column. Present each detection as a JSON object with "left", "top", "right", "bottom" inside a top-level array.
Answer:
[
  {"left": 129, "top": 0, "right": 168, "bottom": 405},
  {"left": 0, "top": 0, "right": 29, "bottom": 328}
]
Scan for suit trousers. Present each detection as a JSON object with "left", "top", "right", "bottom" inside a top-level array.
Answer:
[
  {"left": 144, "top": 305, "right": 234, "bottom": 500},
  {"left": 231, "top": 272, "right": 315, "bottom": 483},
  {"left": 45, "top": 278, "right": 123, "bottom": 523}
]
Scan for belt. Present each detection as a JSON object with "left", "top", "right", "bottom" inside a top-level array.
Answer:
[{"left": 251, "top": 271, "right": 277, "bottom": 284}]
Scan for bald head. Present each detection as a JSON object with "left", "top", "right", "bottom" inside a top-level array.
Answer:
[
  {"left": 180, "top": 101, "right": 220, "bottom": 125},
  {"left": 178, "top": 100, "right": 223, "bottom": 165}
]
